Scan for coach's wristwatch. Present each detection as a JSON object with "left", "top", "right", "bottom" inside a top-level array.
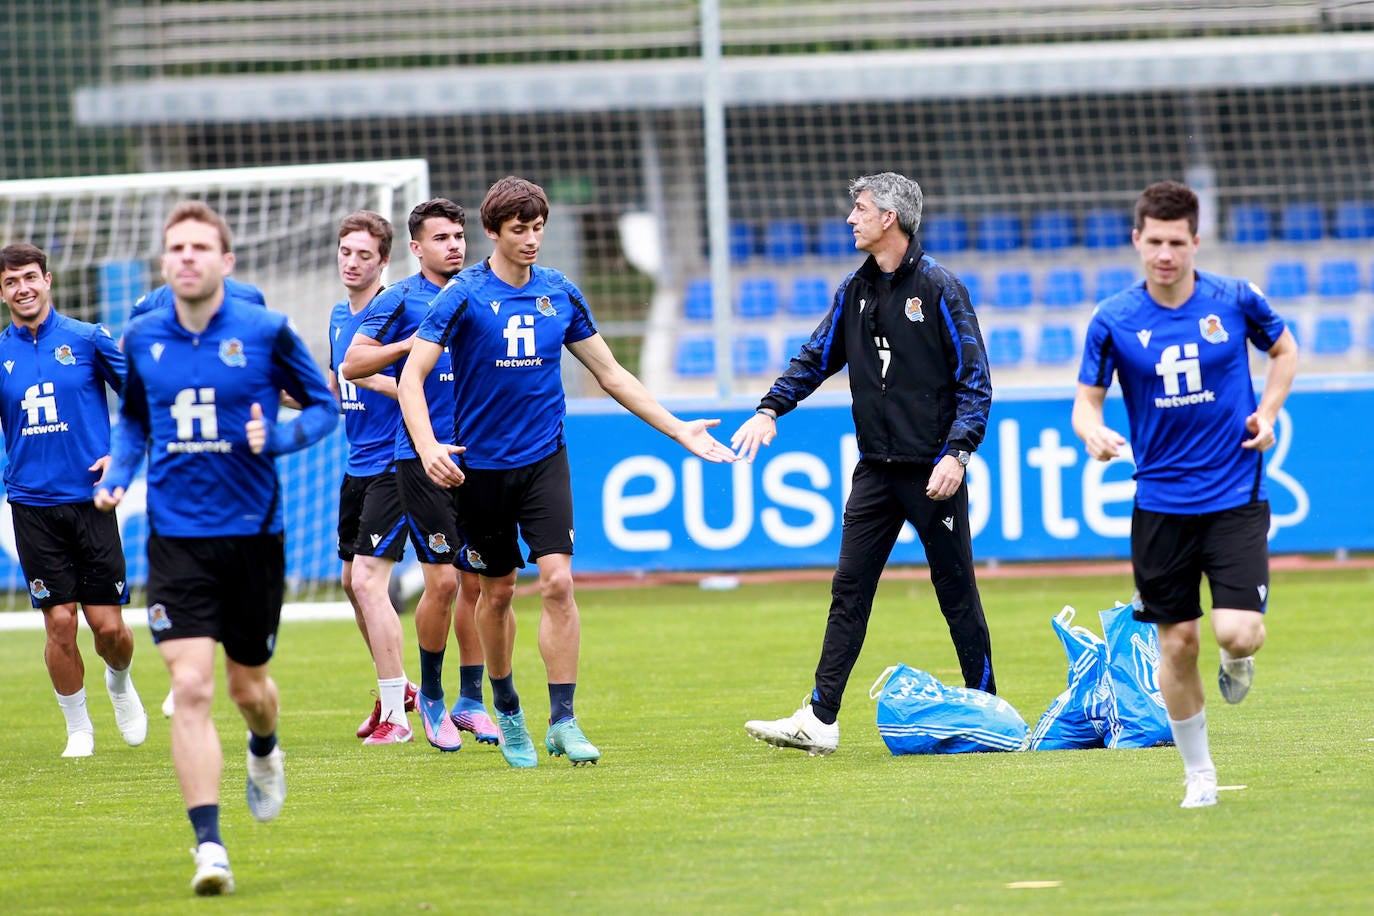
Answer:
[{"left": 947, "top": 449, "right": 971, "bottom": 468}]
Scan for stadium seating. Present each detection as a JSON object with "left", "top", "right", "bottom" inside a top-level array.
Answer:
[
  {"left": 729, "top": 221, "right": 755, "bottom": 262},
  {"left": 1083, "top": 208, "right": 1131, "bottom": 249},
  {"left": 1311, "top": 315, "right": 1354, "bottom": 355},
  {"left": 763, "top": 219, "right": 808, "bottom": 263},
  {"left": 921, "top": 213, "right": 969, "bottom": 253},
  {"left": 1035, "top": 325, "right": 1079, "bottom": 365},
  {"left": 787, "top": 275, "right": 832, "bottom": 316},
  {"left": 782, "top": 334, "right": 811, "bottom": 368},
  {"left": 816, "top": 219, "right": 855, "bottom": 259},
  {"left": 1332, "top": 200, "right": 1374, "bottom": 240},
  {"left": 961, "top": 272, "right": 983, "bottom": 306},
  {"left": 1029, "top": 210, "right": 1075, "bottom": 250},
  {"left": 1278, "top": 201, "right": 1324, "bottom": 242},
  {"left": 1317, "top": 260, "right": 1362, "bottom": 299},
  {"left": 992, "top": 270, "right": 1034, "bottom": 309},
  {"left": 985, "top": 327, "right": 1025, "bottom": 367},
  {"left": 733, "top": 336, "right": 772, "bottom": 374},
  {"left": 736, "top": 277, "right": 780, "bottom": 319},
  {"left": 684, "top": 278, "right": 713, "bottom": 320},
  {"left": 98, "top": 258, "right": 149, "bottom": 326},
  {"left": 1227, "top": 204, "right": 1270, "bottom": 244},
  {"left": 976, "top": 212, "right": 1022, "bottom": 251},
  {"left": 675, "top": 337, "right": 715, "bottom": 376},
  {"left": 1093, "top": 266, "right": 1137, "bottom": 301},
  {"left": 1263, "top": 261, "right": 1309, "bottom": 300},
  {"left": 1040, "top": 268, "right": 1086, "bottom": 307}
]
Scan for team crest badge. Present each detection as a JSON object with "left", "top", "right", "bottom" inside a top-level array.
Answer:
[
  {"left": 148, "top": 603, "right": 172, "bottom": 632},
  {"left": 29, "top": 579, "right": 50, "bottom": 600},
  {"left": 1198, "top": 314, "right": 1229, "bottom": 344},
  {"left": 536, "top": 295, "right": 556, "bottom": 317},
  {"left": 903, "top": 297, "right": 925, "bottom": 323},
  {"left": 53, "top": 344, "right": 76, "bottom": 366},
  {"left": 219, "top": 338, "right": 247, "bottom": 367},
  {"left": 464, "top": 547, "right": 487, "bottom": 571},
  {"left": 428, "top": 533, "right": 452, "bottom": 555}
]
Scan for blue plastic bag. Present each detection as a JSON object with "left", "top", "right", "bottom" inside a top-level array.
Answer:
[
  {"left": 870, "top": 664, "right": 1027, "bottom": 755},
  {"left": 1099, "top": 601, "right": 1173, "bottom": 748},
  {"left": 1027, "top": 605, "right": 1113, "bottom": 750}
]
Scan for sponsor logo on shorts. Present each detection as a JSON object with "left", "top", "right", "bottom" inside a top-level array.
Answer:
[
  {"left": 148, "top": 603, "right": 173, "bottom": 632},
  {"left": 464, "top": 547, "right": 487, "bottom": 570},
  {"left": 428, "top": 533, "right": 452, "bottom": 554},
  {"left": 219, "top": 338, "right": 247, "bottom": 367},
  {"left": 29, "top": 578, "right": 50, "bottom": 600},
  {"left": 53, "top": 344, "right": 77, "bottom": 366}
]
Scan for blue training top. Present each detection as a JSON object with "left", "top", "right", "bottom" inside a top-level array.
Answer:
[
  {"left": 0, "top": 309, "right": 126, "bottom": 505},
  {"left": 356, "top": 273, "right": 454, "bottom": 460},
  {"left": 128, "top": 276, "right": 266, "bottom": 321},
  {"left": 103, "top": 298, "right": 340, "bottom": 536},
  {"left": 329, "top": 293, "right": 401, "bottom": 476},
  {"left": 417, "top": 260, "right": 597, "bottom": 470},
  {"left": 1077, "top": 269, "right": 1287, "bottom": 514}
]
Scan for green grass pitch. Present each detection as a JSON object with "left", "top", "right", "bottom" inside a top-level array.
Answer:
[{"left": 1, "top": 567, "right": 1371, "bottom": 914}]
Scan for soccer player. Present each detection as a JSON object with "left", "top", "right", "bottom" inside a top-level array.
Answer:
[
  {"left": 95, "top": 201, "right": 339, "bottom": 895},
  {"left": 327, "top": 210, "right": 424, "bottom": 745},
  {"left": 341, "top": 198, "right": 499, "bottom": 751},
  {"left": 0, "top": 243, "right": 147, "bottom": 758},
  {"left": 1072, "top": 180, "right": 1297, "bottom": 809},
  {"left": 398, "top": 176, "right": 736, "bottom": 767},
  {"left": 731, "top": 172, "right": 995, "bottom": 757}
]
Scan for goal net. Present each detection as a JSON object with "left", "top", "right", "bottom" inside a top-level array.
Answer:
[{"left": 0, "top": 160, "right": 430, "bottom": 604}]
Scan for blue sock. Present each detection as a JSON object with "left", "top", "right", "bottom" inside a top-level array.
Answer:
[
  {"left": 458, "top": 664, "right": 485, "bottom": 703},
  {"left": 188, "top": 804, "right": 222, "bottom": 847},
  {"left": 419, "top": 646, "right": 445, "bottom": 700},
  {"left": 490, "top": 673, "right": 519, "bottom": 715},
  {"left": 548, "top": 682, "right": 575, "bottom": 724},
  {"left": 248, "top": 731, "right": 277, "bottom": 757}
]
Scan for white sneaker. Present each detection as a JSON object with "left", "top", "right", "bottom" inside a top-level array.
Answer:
[
  {"left": 1218, "top": 654, "right": 1255, "bottom": 705},
  {"left": 191, "top": 842, "right": 235, "bottom": 896},
  {"left": 246, "top": 741, "right": 286, "bottom": 822},
  {"left": 62, "top": 730, "right": 95, "bottom": 758},
  {"left": 1180, "top": 769, "right": 1219, "bottom": 808},
  {"left": 744, "top": 700, "right": 839, "bottom": 756},
  {"left": 108, "top": 682, "right": 148, "bottom": 746},
  {"left": 161, "top": 689, "right": 175, "bottom": 718}
]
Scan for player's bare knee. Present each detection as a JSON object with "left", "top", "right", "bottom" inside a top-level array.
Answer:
[{"left": 538, "top": 568, "right": 575, "bottom": 609}]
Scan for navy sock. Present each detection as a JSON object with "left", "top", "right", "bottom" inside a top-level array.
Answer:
[
  {"left": 419, "top": 646, "right": 445, "bottom": 700},
  {"left": 188, "top": 804, "right": 222, "bottom": 847},
  {"left": 810, "top": 687, "right": 838, "bottom": 725},
  {"left": 548, "top": 682, "right": 576, "bottom": 724},
  {"left": 490, "top": 674, "right": 520, "bottom": 715},
  {"left": 458, "top": 664, "right": 485, "bottom": 703},
  {"left": 248, "top": 731, "right": 277, "bottom": 757}
]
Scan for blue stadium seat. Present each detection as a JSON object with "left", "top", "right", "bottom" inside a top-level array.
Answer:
[
  {"left": 960, "top": 272, "right": 983, "bottom": 306},
  {"left": 921, "top": 214, "right": 969, "bottom": 253},
  {"left": 1279, "top": 202, "right": 1324, "bottom": 242},
  {"left": 675, "top": 337, "right": 715, "bottom": 377},
  {"left": 728, "top": 222, "right": 755, "bottom": 262},
  {"left": 1312, "top": 315, "right": 1353, "bottom": 356},
  {"left": 985, "top": 327, "right": 1025, "bottom": 367},
  {"left": 1317, "top": 260, "right": 1362, "bottom": 299},
  {"left": 733, "top": 336, "right": 772, "bottom": 375},
  {"left": 1093, "top": 266, "right": 1137, "bottom": 301},
  {"left": 976, "top": 212, "right": 1022, "bottom": 252},
  {"left": 815, "top": 219, "right": 854, "bottom": 258},
  {"left": 736, "top": 277, "right": 780, "bottom": 319},
  {"left": 1029, "top": 210, "right": 1075, "bottom": 250},
  {"left": 787, "top": 275, "right": 832, "bottom": 316},
  {"left": 684, "top": 278, "right": 713, "bottom": 321},
  {"left": 992, "top": 270, "right": 1033, "bottom": 309},
  {"left": 1333, "top": 200, "right": 1374, "bottom": 240},
  {"left": 1227, "top": 204, "right": 1270, "bottom": 244},
  {"left": 1035, "top": 325, "right": 1079, "bottom": 365},
  {"left": 763, "top": 220, "right": 808, "bottom": 263},
  {"left": 98, "top": 259, "right": 149, "bottom": 327},
  {"left": 1285, "top": 319, "right": 1301, "bottom": 345},
  {"left": 1083, "top": 208, "right": 1130, "bottom": 249},
  {"left": 1040, "top": 268, "right": 1086, "bottom": 307},
  {"left": 1264, "top": 261, "right": 1309, "bottom": 300}
]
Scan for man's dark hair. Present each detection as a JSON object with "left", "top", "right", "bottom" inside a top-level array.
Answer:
[
  {"left": 1135, "top": 181, "right": 1199, "bottom": 235},
  {"left": 479, "top": 176, "right": 550, "bottom": 233},
  {"left": 0, "top": 243, "right": 48, "bottom": 276},
  {"left": 407, "top": 198, "right": 466, "bottom": 239},
  {"left": 338, "top": 210, "right": 395, "bottom": 260}
]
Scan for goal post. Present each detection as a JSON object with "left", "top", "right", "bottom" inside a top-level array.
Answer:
[{"left": 0, "top": 159, "right": 431, "bottom": 604}]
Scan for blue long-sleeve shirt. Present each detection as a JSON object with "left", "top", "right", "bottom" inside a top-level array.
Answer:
[
  {"left": 103, "top": 299, "right": 339, "bottom": 536},
  {"left": 0, "top": 309, "right": 125, "bottom": 505}
]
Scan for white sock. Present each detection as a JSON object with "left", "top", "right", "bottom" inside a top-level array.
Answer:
[
  {"left": 56, "top": 687, "right": 94, "bottom": 736},
  {"left": 1219, "top": 647, "right": 1251, "bottom": 667},
  {"left": 1168, "top": 709, "right": 1214, "bottom": 774},
  {"left": 105, "top": 663, "right": 131, "bottom": 695},
  {"left": 379, "top": 676, "right": 408, "bottom": 725}
]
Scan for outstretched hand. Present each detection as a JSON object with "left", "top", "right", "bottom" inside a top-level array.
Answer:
[
  {"left": 676, "top": 418, "right": 738, "bottom": 463},
  {"left": 246, "top": 402, "right": 267, "bottom": 454},
  {"left": 729, "top": 412, "right": 777, "bottom": 463}
]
